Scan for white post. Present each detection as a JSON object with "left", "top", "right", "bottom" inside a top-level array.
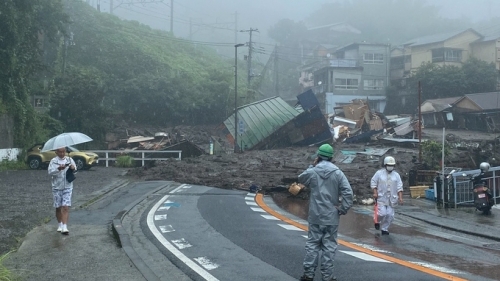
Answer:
[
  {"left": 142, "top": 152, "right": 145, "bottom": 167},
  {"left": 106, "top": 152, "right": 109, "bottom": 167},
  {"left": 442, "top": 127, "right": 445, "bottom": 204}
]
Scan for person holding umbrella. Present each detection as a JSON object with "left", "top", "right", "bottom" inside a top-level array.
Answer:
[{"left": 48, "top": 147, "right": 77, "bottom": 235}]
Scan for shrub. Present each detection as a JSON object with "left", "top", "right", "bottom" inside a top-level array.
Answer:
[
  {"left": 115, "top": 155, "right": 134, "bottom": 168},
  {"left": 0, "top": 160, "right": 28, "bottom": 172},
  {"left": 421, "top": 140, "right": 450, "bottom": 170}
]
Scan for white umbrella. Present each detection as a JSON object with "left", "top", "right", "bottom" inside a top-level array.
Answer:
[{"left": 41, "top": 132, "right": 93, "bottom": 152}]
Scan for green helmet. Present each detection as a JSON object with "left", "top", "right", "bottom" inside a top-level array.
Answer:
[{"left": 317, "top": 144, "right": 334, "bottom": 159}]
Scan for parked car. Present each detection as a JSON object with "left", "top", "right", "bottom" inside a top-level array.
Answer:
[{"left": 26, "top": 143, "right": 99, "bottom": 170}]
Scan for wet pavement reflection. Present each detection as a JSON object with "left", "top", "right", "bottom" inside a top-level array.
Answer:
[{"left": 270, "top": 192, "right": 500, "bottom": 280}]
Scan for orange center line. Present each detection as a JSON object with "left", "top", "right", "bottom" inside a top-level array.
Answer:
[{"left": 255, "top": 193, "right": 468, "bottom": 281}]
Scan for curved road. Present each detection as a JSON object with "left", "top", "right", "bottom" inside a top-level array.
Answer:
[{"left": 126, "top": 182, "right": 497, "bottom": 281}]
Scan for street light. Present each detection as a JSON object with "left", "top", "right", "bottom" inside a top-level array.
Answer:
[{"left": 234, "top": 43, "right": 245, "bottom": 153}]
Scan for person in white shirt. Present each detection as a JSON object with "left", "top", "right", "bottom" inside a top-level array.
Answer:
[
  {"left": 48, "top": 147, "right": 76, "bottom": 235},
  {"left": 371, "top": 156, "right": 403, "bottom": 235}
]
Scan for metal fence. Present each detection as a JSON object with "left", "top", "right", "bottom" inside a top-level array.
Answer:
[
  {"left": 448, "top": 166, "right": 500, "bottom": 208},
  {"left": 92, "top": 150, "right": 182, "bottom": 167}
]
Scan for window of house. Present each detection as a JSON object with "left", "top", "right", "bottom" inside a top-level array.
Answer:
[
  {"left": 364, "top": 53, "right": 384, "bottom": 64},
  {"left": 363, "top": 79, "right": 384, "bottom": 90},
  {"left": 335, "top": 78, "right": 359, "bottom": 89},
  {"left": 432, "top": 48, "right": 462, "bottom": 62},
  {"left": 34, "top": 98, "right": 44, "bottom": 107}
]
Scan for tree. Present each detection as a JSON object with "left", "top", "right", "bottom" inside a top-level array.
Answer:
[
  {"left": 0, "top": 0, "right": 68, "bottom": 147},
  {"left": 413, "top": 59, "right": 497, "bottom": 101},
  {"left": 50, "top": 67, "right": 110, "bottom": 141}
]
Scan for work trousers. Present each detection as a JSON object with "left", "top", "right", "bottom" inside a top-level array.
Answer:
[
  {"left": 377, "top": 204, "right": 395, "bottom": 231},
  {"left": 303, "top": 224, "right": 338, "bottom": 281}
]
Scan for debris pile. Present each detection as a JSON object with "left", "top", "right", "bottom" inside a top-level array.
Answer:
[{"left": 328, "top": 99, "right": 423, "bottom": 145}]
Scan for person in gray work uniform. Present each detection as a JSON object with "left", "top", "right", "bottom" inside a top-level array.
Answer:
[{"left": 298, "top": 144, "right": 353, "bottom": 281}]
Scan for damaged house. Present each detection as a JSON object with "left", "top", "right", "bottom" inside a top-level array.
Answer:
[
  {"left": 421, "top": 92, "right": 500, "bottom": 132},
  {"left": 222, "top": 90, "right": 332, "bottom": 151}
]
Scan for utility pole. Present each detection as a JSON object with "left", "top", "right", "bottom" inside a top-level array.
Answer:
[
  {"left": 110, "top": 0, "right": 113, "bottom": 14},
  {"left": 234, "top": 12, "right": 238, "bottom": 45},
  {"left": 274, "top": 45, "right": 279, "bottom": 97},
  {"left": 418, "top": 81, "right": 422, "bottom": 163},
  {"left": 170, "top": 0, "right": 174, "bottom": 34},
  {"left": 97, "top": 0, "right": 101, "bottom": 12},
  {"left": 240, "top": 28, "right": 259, "bottom": 86}
]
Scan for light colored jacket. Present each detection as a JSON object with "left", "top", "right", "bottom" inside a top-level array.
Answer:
[
  {"left": 48, "top": 156, "right": 77, "bottom": 190},
  {"left": 371, "top": 169, "right": 403, "bottom": 207},
  {"left": 298, "top": 161, "right": 353, "bottom": 226}
]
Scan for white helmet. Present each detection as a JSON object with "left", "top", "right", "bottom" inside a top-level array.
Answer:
[
  {"left": 383, "top": 156, "right": 396, "bottom": 166},
  {"left": 480, "top": 162, "right": 490, "bottom": 172}
]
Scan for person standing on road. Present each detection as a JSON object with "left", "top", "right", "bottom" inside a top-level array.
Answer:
[
  {"left": 48, "top": 147, "right": 76, "bottom": 235},
  {"left": 298, "top": 144, "right": 353, "bottom": 281},
  {"left": 371, "top": 156, "right": 403, "bottom": 235}
]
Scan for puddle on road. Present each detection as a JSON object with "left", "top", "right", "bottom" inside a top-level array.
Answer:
[{"left": 270, "top": 191, "right": 500, "bottom": 280}]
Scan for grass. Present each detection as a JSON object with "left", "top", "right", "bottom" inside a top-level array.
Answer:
[
  {"left": 0, "top": 252, "right": 18, "bottom": 281},
  {"left": 115, "top": 155, "right": 134, "bottom": 168},
  {"left": 0, "top": 160, "right": 28, "bottom": 172}
]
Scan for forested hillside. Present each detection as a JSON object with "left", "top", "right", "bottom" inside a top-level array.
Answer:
[{"left": 1, "top": 0, "right": 243, "bottom": 147}]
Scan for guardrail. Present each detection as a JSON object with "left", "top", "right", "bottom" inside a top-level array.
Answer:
[
  {"left": 91, "top": 150, "right": 182, "bottom": 167},
  {"left": 449, "top": 166, "right": 500, "bottom": 207}
]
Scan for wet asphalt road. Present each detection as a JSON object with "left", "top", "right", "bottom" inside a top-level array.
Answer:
[{"left": 124, "top": 182, "right": 497, "bottom": 281}]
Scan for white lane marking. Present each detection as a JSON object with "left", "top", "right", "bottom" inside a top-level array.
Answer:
[
  {"left": 410, "top": 262, "right": 463, "bottom": 274},
  {"left": 245, "top": 196, "right": 255, "bottom": 201},
  {"left": 155, "top": 214, "right": 167, "bottom": 221},
  {"left": 173, "top": 184, "right": 190, "bottom": 192},
  {"left": 340, "top": 251, "right": 392, "bottom": 263},
  {"left": 245, "top": 201, "right": 258, "bottom": 206},
  {"left": 194, "top": 257, "right": 219, "bottom": 270},
  {"left": 261, "top": 215, "right": 280, "bottom": 220},
  {"left": 147, "top": 191, "right": 219, "bottom": 281},
  {"left": 159, "top": 225, "right": 175, "bottom": 233},
  {"left": 158, "top": 206, "right": 170, "bottom": 211},
  {"left": 250, "top": 207, "right": 266, "bottom": 212},
  {"left": 246, "top": 193, "right": 256, "bottom": 197},
  {"left": 278, "top": 224, "right": 304, "bottom": 231},
  {"left": 302, "top": 235, "right": 308, "bottom": 239},
  {"left": 171, "top": 238, "right": 192, "bottom": 249},
  {"left": 351, "top": 243, "right": 392, "bottom": 253}
]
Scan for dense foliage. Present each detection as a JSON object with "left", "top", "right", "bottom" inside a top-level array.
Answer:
[
  {"left": 386, "top": 58, "right": 498, "bottom": 114},
  {"left": 53, "top": 1, "right": 240, "bottom": 132},
  {"left": 0, "top": 0, "right": 68, "bottom": 147},
  {"left": 1, "top": 0, "right": 245, "bottom": 147}
]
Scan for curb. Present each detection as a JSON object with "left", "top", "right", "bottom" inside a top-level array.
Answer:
[
  {"left": 76, "top": 178, "right": 130, "bottom": 209},
  {"left": 397, "top": 210, "right": 500, "bottom": 242},
  {"left": 111, "top": 181, "right": 174, "bottom": 281}
]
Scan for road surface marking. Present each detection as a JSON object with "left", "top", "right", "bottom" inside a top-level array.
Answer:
[
  {"left": 155, "top": 214, "right": 167, "bottom": 221},
  {"left": 255, "top": 193, "right": 468, "bottom": 281},
  {"left": 159, "top": 225, "right": 175, "bottom": 233},
  {"left": 250, "top": 207, "right": 266, "bottom": 212},
  {"left": 410, "top": 262, "right": 463, "bottom": 274},
  {"left": 194, "top": 257, "right": 219, "bottom": 270},
  {"left": 245, "top": 201, "right": 258, "bottom": 206},
  {"left": 278, "top": 224, "right": 303, "bottom": 231},
  {"left": 246, "top": 193, "right": 256, "bottom": 197},
  {"left": 148, "top": 189, "right": 219, "bottom": 281},
  {"left": 158, "top": 206, "right": 170, "bottom": 211},
  {"left": 340, "top": 251, "right": 392, "bottom": 263},
  {"left": 351, "top": 243, "right": 392, "bottom": 253},
  {"left": 172, "top": 238, "right": 193, "bottom": 250},
  {"left": 261, "top": 215, "right": 280, "bottom": 220},
  {"left": 245, "top": 196, "right": 255, "bottom": 201}
]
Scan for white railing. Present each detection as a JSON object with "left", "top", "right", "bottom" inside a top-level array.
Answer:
[{"left": 91, "top": 150, "right": 182, "bottom": 167}]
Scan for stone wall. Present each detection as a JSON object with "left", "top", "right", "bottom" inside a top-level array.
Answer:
[{"left": 0, "top": 114, "right": 14, "bottom": 149}]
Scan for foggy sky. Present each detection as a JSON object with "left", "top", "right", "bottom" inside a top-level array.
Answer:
[{"left": 90, "top": 0, "right": 500, "bottom": 52}]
